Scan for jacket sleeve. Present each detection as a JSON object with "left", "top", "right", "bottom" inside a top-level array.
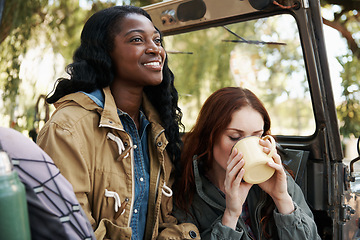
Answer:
[
  {"left": 273, "top": 176, "right": 321, "bottom": 240},
  {"left": 172, "top": 204, "right": 248, "bottom": 240},
  {"left": 37, "top": 121, "right": 105, "bottom": 238},
  {"left": 202, "top": 217, "right": 247, "bottom": 240}
]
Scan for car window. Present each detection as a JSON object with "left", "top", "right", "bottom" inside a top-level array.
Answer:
[{"left": 164, "top": 14, "right": 315, "bottom": 136}]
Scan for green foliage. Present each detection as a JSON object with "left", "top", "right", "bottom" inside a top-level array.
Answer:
[
  {"left": 336, "top": 55, "right": 360, "bottom": 138},
  {"left": 0, "top": 0, "right": 358, "bottom": 137},
  {"left": 166, "top": 27, "right": 234, "bottom": 126},
  {"left": 166, "top": 14, "right": 313, "bottom": 134},
  {"left": 319, "top": 0, "right": 360, "bottom": 139},
  {"left": 0, "top": 0, "right": 157, "bottom": 130},
  {"left": 0, "top": 0, "right": 46, "bottom": 127},
  {"left": 320, "top": 0, "right": 360, "bottom": 59}
]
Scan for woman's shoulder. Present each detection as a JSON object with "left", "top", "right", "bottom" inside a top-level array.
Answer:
[
  {"left": 48, "top": 94, "right": 102, "bottom": 131},
  {"left": 47, "top": 107, "right": 97, "bottom": 133}
]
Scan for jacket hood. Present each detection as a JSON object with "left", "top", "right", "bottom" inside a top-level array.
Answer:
[
  {"left": 53, "top": 87, "right": 165, "bottom": 138},
  {"left": 54, "top": 87, "right": 121, "bottom": 128}
]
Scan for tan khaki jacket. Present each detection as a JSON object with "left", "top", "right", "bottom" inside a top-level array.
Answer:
[{"left": 37, "top": 87, "right": 199, "bottom": 240}]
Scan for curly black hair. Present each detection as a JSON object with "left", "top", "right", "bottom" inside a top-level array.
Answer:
[{"left": 47, "top": 5, "right": 183, "bottom": 169}]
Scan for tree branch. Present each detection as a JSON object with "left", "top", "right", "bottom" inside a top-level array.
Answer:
[{"left": 322, "top": 17, "right": 360, "bottom": 59}]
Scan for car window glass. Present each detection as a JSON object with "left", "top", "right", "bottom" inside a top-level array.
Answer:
[{"left": 164, "top": 14, "right": 315, "bottom": 136}]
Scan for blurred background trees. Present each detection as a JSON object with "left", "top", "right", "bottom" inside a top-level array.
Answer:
[
  {"left": 0, "top": 0, "right": 359, "bottom": 141},
  {"left": 320, "top": 0, "right": 360, "bottom": 139},
  {"left": 0, "top": 0, "right": 163, "bottom": 132}
]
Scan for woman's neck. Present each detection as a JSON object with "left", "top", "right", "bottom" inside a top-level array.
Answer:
[
  {"left": 110, "top": 82, "right": 143, "bottom": 129},
  {"left": 206, "top": 163, "right": 226, "bottom": 193}
]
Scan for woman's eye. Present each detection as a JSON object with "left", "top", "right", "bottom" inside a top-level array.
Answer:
[
  {"left": 229, "top": 136, "right": 241, "bottom": 141},
  {"left": 131, "top": 37, "right": 142, "bottom": 42},
  {"left": 154, "top": 38, "right": 162, "bottom": 45}
]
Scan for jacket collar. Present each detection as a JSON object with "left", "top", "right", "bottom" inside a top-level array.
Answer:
[
  {"left": 54, "top": 87, "right": 168, "bottom": 145},
  {"left": 98, "top": 87, "right": 124, "bottom": 130},
  {"left": 192, "top": 157, "right": 225, "bottom": 211}
]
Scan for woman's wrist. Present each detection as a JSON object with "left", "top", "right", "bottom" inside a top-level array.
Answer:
[
  {"left": 222, "top": 209, "right": 240, "bottom": 229},
  {"left": 273, "top": 193, "right": 294, "bottom": 215}
]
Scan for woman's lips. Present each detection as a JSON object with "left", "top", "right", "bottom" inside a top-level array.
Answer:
[{"left": 143, "top": 61, "right": 162, "bottom": 70}]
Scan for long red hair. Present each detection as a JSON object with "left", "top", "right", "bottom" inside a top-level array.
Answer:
[{"left": 175, "top": 87, "right": 271, "bottom": 212}]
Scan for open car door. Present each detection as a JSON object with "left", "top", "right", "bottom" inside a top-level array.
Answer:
[{"left": 144, "top": 0, "right": 360, "bottom": 239}]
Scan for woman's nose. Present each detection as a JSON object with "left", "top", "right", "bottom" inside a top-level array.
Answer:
[
  {"left": 145, "top": 42, "right": 161, "bottom": 55},
  {"left": 145, "top": 48, "right": 160, "bottom": 55}
]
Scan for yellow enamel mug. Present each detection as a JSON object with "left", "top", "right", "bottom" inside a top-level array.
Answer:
[{"left": 232, "top": 135, "right": 276, "bottom": 184}]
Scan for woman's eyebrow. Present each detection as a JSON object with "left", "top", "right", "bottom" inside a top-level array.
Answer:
[
  {"left": 124, "top": 29, "right": 159, "bottom": 37},
  {"left": 226, "top": 128, "right": 245, "bottom": 133},
  {"left": 226, "top": 128, "right": 263, "bottom": 134}
]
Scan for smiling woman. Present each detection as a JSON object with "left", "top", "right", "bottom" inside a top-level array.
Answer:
[
  {"left": 109, "top": 14, "right": 166, "bottom": 103},
  {"left": 36, "top": 5, "right": 199, "bottom": 240}
]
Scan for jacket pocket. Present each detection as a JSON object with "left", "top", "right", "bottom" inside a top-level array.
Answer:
[
  {"left": 95, "top": 218, "right": 132, "bottom": 240},
  {"left": 158, "top": 222, "right": 200, "bottom": 240}
]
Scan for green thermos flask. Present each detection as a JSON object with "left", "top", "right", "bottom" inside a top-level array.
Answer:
[{"left": 0, "top": 150, "right": 31, "bottom": 240}]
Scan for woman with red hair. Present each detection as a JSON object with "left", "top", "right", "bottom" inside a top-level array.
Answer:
[{"left": 173, "top": 87, "right": 320, "bottom": 239}]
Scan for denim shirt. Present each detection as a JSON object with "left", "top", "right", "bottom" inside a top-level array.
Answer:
[
  {"left": 119, "top": 109, "right": 150, "bottom": 240},
  {"left": 83, "top": 89, "right": 150, "bottom": 240}
]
